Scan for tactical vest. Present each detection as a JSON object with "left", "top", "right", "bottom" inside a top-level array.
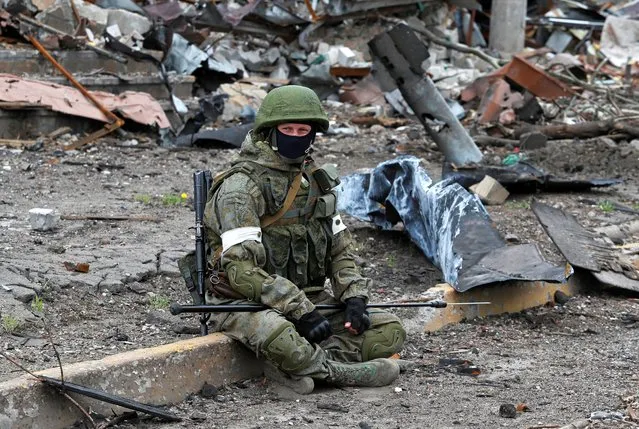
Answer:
[{"left": 209, "top": 160, "right": 341, "bottom": 293}]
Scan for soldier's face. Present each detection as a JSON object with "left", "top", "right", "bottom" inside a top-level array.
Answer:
[{"left": 277, "top": 123, "right": 312, "bottom": 137}]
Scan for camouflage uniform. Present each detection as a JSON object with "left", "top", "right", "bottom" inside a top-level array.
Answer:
[{"left": 202, "top": 86, "right": 405, "bottom": 386}]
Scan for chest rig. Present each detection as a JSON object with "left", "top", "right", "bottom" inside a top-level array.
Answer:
[{"left": 211, "top": 160, "right": 341, "bottom": 292}]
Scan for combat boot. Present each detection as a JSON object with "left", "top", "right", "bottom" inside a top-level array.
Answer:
[
  {"left": 324, "top": 358, "right": 400, "bottom": 387},
  {"left": 263, "top": 362, "right": 315, "bottom": 395}
]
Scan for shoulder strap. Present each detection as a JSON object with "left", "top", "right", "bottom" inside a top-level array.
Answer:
[{"left": 260, "top": 172, "right": 303, "bottom": 228}]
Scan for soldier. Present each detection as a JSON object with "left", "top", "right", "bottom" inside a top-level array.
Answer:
[{"left": 202, "top": 85, "right": 406, "bottom": 394}]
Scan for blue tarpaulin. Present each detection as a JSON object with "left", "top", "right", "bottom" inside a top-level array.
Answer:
[{"left": 337, "top": 156, "right": 570, "bottom": 291}]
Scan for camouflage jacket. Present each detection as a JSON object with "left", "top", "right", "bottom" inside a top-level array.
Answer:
[{"left": 203, "top": 132, "right": 370, "bottom": 320}]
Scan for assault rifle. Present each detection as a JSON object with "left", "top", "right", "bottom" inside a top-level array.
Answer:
[{"left": 193, "top": 170, "right": 212, "bottom": 335}]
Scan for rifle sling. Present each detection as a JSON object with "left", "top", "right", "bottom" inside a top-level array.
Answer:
[{"left": 260, "top": 172, "right": 304, "bottom": 228}]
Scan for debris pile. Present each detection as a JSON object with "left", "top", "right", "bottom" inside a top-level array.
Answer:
[{"left": 0, "top": 0, "right": 636, "bottom": 290}]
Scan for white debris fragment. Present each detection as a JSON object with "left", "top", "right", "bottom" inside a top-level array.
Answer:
[
  {"left": 394, "top": 387, "right": 403, "bottom": 393},
  {"left": 28, "top": 208, "right": 60, "bottom": 231}
]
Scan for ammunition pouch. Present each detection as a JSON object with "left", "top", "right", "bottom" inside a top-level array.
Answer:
[
  {"left": 312, "top": 164, "right": 341, "bottom": 194},
  {"left": 313, "top": 192, "right": 337, "bottom": 219}
]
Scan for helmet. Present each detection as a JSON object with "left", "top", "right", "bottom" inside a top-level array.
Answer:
[{"left": 254, "top": 85, "right": 329, "bottom": 134}]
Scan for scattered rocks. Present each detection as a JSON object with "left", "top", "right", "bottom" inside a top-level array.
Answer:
[
  {"left": 127, "top": 282, "right": 148, "bottom": 294},
  {"left": 190, "top": 411, "right": 207, "bottom": 422},
  {"left": 317, "top": 402, "right": 349, "bottom": 413},
  {"left": 199, "top": 382, "right": 219, "bottom": 399},
  {"left": 499, "top": 403, "right": 517, "bottom": 418},
  {"left": 146, "top": 310, "right": 173, "bottom": 326}
]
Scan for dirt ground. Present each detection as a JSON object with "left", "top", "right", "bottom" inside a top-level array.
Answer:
[{"left": 1, "top": 103, "right": 638, "bottom": 429}]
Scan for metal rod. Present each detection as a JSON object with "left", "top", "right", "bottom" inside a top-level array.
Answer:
[
  {"left": 39, "top": 376, "right": 181, "bottom": 422},
  {"left": 170, "top": 301, "right": 491, "bottom": 315},
  {"left": 27, "top": 35, "right": 125, "bottom": 149},
  {"left": 525, "top": 16, "right": 605, "bottom": 29}
]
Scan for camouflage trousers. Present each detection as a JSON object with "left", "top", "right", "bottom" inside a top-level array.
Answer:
[{"left": 206, "top": 290, "right": 405, "bottom": 377}]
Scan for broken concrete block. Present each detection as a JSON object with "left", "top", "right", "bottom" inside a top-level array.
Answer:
[
  {"left": 11, "top": 286, "right": 36, "bottom": 304},
  {"left": 107, "top": 9, "right": 151, "bottom": 36},
  {"left": 337, "top": 46, "right": 357, "bottom": 66},
  {"left": 317, "top": 42, "right": 330, "bottom": 55},
  {"left": 264, "top": 47, "right": 281, "bottom": 64},
  {"left": 469, "top": 176, "right": 510, "bottom": 205},
  {"left": 28, "top": 208, "right": 60, "bottom": 231},
  {"left": 36, "top": 0, "right": 109, "bottom": 35}
]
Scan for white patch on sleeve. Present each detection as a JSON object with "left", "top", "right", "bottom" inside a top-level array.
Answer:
[
  {"left": 331, "top": 214, "right": 347, "bottom": 235},
  {"left": 221, "top": 227, "right": 262, "bottom": 252}
]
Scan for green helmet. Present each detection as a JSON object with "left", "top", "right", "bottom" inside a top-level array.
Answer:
[{"left": 254, "top": 85, "right": 330, "bottom": 134}]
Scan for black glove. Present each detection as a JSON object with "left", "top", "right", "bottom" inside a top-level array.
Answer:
[
  {"left": 294, "top": 309, "right": 332, "bottom": 343},
  {"left": 345, "top": 297, "right": 370, "bottom": 335}
]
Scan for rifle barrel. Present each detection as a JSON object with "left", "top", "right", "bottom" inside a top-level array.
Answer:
[{"left": 170, "top": 301, "right": 490, "bottom": 315}]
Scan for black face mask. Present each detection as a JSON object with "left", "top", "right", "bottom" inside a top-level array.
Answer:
[{"left": 272, "top": 128, "right": 316, "bottom": 163}]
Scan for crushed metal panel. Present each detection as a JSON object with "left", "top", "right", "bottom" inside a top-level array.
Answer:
[
  {"left": 503, "top": 56, "right": 573, "bottom": 100},
  {"left": 442, "top": 161, "right": 622, "bottom": 193},
  {"left": 0, "top": 74, "right": 170, "bottom": 128},
  {"left": 533, "top": 202, "right": 639, "bottom": 293},
  {"left": 593, "top": 271, "right": 639, "bottom": 293},
  {"left": 337, "top": 156, "right": 569, "bottom": 291},
  {"left": 531, "top": 202, "right": 602, "bottom": 272},
  {"left": 174, "top": 123, "right": 252, "bottom": 148}
]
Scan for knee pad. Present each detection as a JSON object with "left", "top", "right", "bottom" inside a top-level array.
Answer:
[
  {"left": 262, "top": 322, "right": 314, "bottom": 373},
  {"left": 361, "top": 321, "right": 406, "bottom": 361}
]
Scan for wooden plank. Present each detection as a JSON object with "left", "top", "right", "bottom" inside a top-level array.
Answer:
[{"left": 0, "top": 138, "right": 37, "bottom": 148}]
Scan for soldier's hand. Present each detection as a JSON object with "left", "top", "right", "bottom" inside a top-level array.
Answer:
[
  {"left": 294, "top": 309, "right": 332, "bottom": 343},
  {"left": 344, "top": 297, "right": 370, "bottom": 335}
]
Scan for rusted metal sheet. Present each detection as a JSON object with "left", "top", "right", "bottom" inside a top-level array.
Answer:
[
  {"left": 329, "top": 66, "right": 371, "bottom": 77},
  {"left": 503, "top": 55, "right": 573, "bottom": 100},
  {"left": 0, "top": 74, "right": 171, "bottom": 129},
  {"left": 477, "top": 79, "right": 511, "bottom": 124}
]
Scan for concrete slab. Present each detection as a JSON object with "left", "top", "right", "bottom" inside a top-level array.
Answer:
[
  {"left": 401, "top": 268, "right": 585, "bottom": 333},
  {"left": 0, "top": 49, "right": 161, "bottom": 76},
  {"left": 0, "top": 334, "right": 262, "bottom": 429}
]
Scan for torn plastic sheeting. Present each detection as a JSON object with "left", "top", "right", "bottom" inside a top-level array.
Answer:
[
  {"left": 336, "top": 156, "right": 570, "bottom": 291},
  {"left": 0, "top": 73, "right": 170, "bottom": 128},
  {"left": 164, "top": 33, "right": 208, "bottom": 75}
]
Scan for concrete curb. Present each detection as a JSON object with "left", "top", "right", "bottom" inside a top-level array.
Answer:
[
  {"left": 406, "top": 269, "right": 585, "bottom": 332},
  {"left": 0, "top": 334, "right": 262, "bottom": 429}
]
